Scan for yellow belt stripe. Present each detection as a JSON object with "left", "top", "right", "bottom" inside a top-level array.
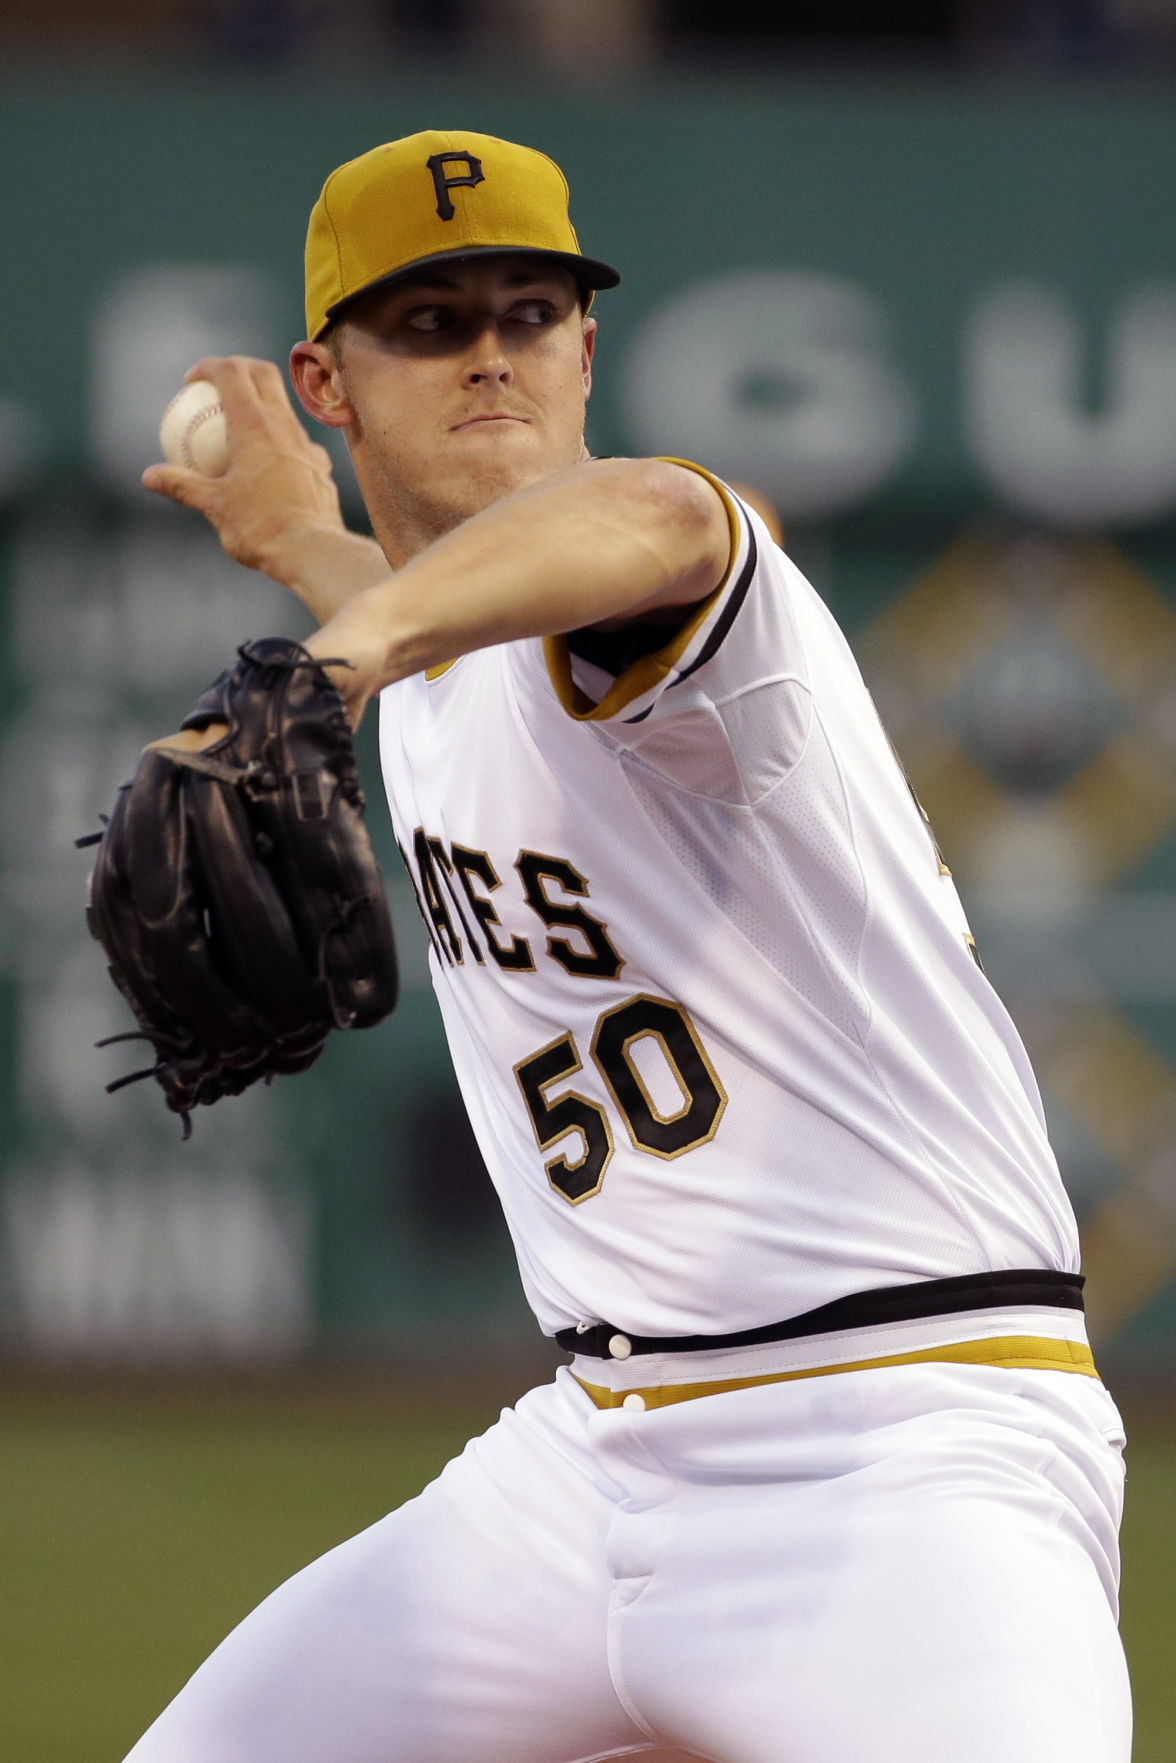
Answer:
[{"left": 573, "top": 1334, "right": 1098, "bottom": 1411}]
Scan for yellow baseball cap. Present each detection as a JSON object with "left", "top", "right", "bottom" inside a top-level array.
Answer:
[{"left": 304, "top": 129, "right": 621, "bottom": 341}]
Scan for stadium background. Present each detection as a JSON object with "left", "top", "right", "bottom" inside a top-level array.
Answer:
[{"left": 1, "top": 4, "right": 1174, "bottom": 1756}]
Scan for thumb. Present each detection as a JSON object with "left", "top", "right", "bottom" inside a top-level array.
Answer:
[{"left": 141, "top": 462, "right": 215, "bottom": 509}]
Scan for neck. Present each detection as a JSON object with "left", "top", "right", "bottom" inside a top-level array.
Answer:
[{"left": 360, "top": 439, "right": 593, "bottom": 569}]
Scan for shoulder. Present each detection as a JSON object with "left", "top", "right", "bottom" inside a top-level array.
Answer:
[{"left": 536, "top": 479, "right": 805, "bottom": 729}]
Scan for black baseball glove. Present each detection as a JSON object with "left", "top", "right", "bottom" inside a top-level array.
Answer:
[{"left": 81, "top": 638, "right": 399, "bottom": 1136}]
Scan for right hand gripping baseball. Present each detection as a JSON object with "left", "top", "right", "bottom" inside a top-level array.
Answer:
[
  {"left": 85, "top": 638, "right": 399, "bottom": 1134},
  {"left": 143, "top": 357, "right": 346, "bottom": 579}
]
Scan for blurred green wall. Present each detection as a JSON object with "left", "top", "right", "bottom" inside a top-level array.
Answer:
[{"left": 3, "top": 70, "right": 1176, "bottom": 1368}]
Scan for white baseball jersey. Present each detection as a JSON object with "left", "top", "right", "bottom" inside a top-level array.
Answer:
[
  {"left": 127, "top": 460, "right": 1127, "bottom": 1763},
  {"left": 378, "top": 462, "right": 1080, "bottom": 1339}
]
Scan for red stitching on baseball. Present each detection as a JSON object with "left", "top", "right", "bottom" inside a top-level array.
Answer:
[{"left": 179, "top": 401, "right": 224, "bottom": 470}]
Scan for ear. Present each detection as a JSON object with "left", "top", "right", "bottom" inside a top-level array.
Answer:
[
  {"left": 581, "top": 316, "right": 597, "bottom": 399},
  {"left": 289, "top": 339, "right": 354, "bottom": 430}
]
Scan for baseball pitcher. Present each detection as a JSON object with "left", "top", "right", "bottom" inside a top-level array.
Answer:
[{"left": 108, "top": 131, "right": 1131, "bottom": 1763}]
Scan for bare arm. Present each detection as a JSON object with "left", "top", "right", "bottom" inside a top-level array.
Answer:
[
  {"left": 303, "top": 456, "right": 732, "bottom": 725},
  {"left": 142, "top": 355, "right": 390, "bottom": 623},
  {"left": 142, "top": 355, "right": 731, "bottom": 735}
]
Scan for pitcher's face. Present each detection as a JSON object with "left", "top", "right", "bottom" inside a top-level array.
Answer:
[{"left": 294, "top": 255, "right": 596, "bottom": 555}]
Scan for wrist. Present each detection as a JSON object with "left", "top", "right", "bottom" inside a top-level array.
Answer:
[
  {"left": 249, "top": 514, "right": 351, "bottom": 591},
  {"left": 304, "top": 584, "right": 405, "bottom": 724},
  {"left": 254, "top": 523, "right": 393, "bottom": 628}
]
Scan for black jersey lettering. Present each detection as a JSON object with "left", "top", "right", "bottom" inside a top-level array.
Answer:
[
  {"left": 516, "top": 852, "right": 624, "bottom": 980},
  {"left": 451, "top": 845, "right": 535, "bottom": 972},
  {"left": 412, "top": 828, "right": 464, "bottom": 964}
]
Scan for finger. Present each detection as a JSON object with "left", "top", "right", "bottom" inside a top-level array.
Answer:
[
  {"left": 185, "top": 356, "right": 271, "bottom": 429},
  {"left": 191, "top": 356, "right": 303, "bottom": 436},
  {"left": 184, "top": 355, "right": 232, "bottom": 386},
  {"left": 186, "top": 353, "right": 269, "bottom": 386},
  {"left": 141, "top": 462, "right": 217, "bottom": 507},
  {"left": 244, "top": 357, "right": 298, "bottom": 413}
]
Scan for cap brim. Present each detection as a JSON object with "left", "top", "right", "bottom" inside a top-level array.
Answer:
[{"left": 322, "top": 245, "right": 621, "bottom": 331}]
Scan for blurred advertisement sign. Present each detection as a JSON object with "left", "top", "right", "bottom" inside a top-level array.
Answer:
[
  {"left": 4, "top": 77, "right": 1173, "bottom": 527},
  {"left": 966, "top": 282, "right": 1176, "bottom": 526},
  {"left": 622, "top": 270, "right": 916, "bottom": 520}
]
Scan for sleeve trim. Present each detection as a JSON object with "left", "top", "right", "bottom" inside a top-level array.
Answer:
[
  {"left": 669, "top": 516, "right": 758, "bottom": 691},
  {"left": 542, "top": 459, "right": 746, "bottom": 724}
]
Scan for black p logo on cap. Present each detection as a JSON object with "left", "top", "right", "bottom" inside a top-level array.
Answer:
[{"left": 427, "top": 151, "right": 485, "bottom": 221}]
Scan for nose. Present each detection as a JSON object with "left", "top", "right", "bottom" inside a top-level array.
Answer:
[{"left": 461, "top": 320, "right": 513, "bottom": 389}]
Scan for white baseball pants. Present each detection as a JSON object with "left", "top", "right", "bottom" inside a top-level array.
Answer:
[{"left": 123, "top": 1358, "right": 1131, "bottom": 1763}]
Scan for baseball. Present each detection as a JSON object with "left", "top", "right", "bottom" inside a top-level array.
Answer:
[{"left": 159, "top": 379, "right": 228, "bottom": 476}]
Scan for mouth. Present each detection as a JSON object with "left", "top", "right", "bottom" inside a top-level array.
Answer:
[{"left": 451, "top": 413, "right": 531, "bottom": 432}]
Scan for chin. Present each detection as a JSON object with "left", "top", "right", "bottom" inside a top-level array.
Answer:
[
  {"left": 367, "top": 433, "right": 581, "bottom": 547},
  {"left": 453, "top": 443, "right": 562, "bottom": 505}
]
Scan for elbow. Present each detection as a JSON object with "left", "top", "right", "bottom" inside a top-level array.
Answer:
[
  {"left": 628, "top": 456, "right": 721, "bottom": 535},
  {"left": 609, "top": 457, "right": 732, "bottom": 597}
]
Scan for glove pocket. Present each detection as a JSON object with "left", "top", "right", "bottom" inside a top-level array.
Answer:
[
  {"left": 185, "top": 771, "right": 326, "bottom": 1038},
  {"left": 254, "top": 769, "right": 399, "bottom": 1031}
]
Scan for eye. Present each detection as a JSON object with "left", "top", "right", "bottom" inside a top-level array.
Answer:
[
  {"left": 405, "top": 305, "right": 456, "bottom": 332},
  {"left": 511, "top": 299, "right": 557, "bottom": 325}
]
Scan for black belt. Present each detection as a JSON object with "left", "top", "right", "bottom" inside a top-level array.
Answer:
[{"left": 555, "top": 1269, "right": 1085, "bottom": 1360}]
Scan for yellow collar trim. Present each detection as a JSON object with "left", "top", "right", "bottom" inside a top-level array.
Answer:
[
  {"left": 425, "top": 660, "right": 458, "bottom": 682},
  {"left": 573, "top": 1334, "right": 1098, "bottom": 1411}
]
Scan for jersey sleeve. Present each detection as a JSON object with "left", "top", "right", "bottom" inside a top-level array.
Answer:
[{"left": 539, "top": 459, "right": 802, "bottom": 731}]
